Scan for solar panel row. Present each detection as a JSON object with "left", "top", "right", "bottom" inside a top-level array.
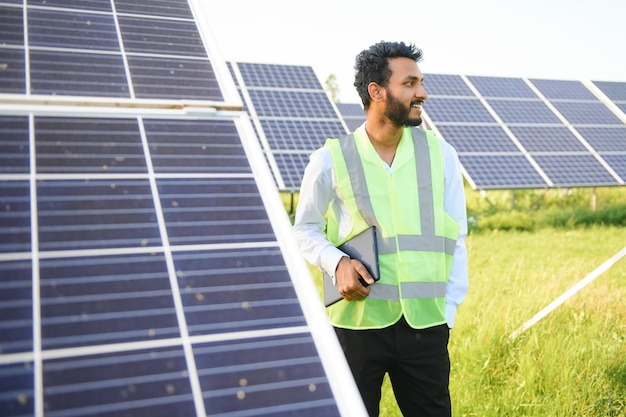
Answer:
[
  {"left": 229, "top": 62, "right": 350, "bottom": 190},
  {"left": 422, "top": 74, "right": 626, "bottom": 189},
  {"left": 0, "top": 1, "right": 366, "bottom": 416}
]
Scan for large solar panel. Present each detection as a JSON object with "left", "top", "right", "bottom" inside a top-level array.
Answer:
[
  {"left": 423, "top": 74, "right": 626, "bottom": 189},
  {"left": 229, "top": 62, "right": 349, "bottom": 190},
  {"left": 0, "top": 1, "right": 367, "bottom": 416},
  {"left": 336, "top": 103, "right": 366, "bottom": 132}
]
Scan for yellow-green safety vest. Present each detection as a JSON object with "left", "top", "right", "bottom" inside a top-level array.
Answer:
[{"left": 325, "top": 127, "right": 460, "bottom": 330}]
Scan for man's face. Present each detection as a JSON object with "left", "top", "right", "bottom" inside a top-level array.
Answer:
[{"left": 383, "top": 57, "right": 428, "bottom": 127}]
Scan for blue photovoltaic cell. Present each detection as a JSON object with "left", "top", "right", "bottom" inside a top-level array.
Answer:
[
  {"left": 468, "top": 76, "right": 537, "bottom": 98},
  {"left": 174, "top": 248, "right": 305, "bottom": 335},
  {"left": 0, "top": 5, "right": 24, "bottom": 46},
  {"left": 0, "top": 362, "right": 34, "bottom": 417},
  {"left": 272, "top": 152, "right": 312, "bottom": 190},
  {"left": 30, "top": 50, "right": 130, "bottom": 97},
  {"left": 532, "top": 154, "right": 618, "bottom": 186},
  {"left": 40, "top": 253, "right": 178, "bottom": 349},
  {"left": 127, "top": 55, "right": 223, "bottom": 100},
  {"left": 425, "top": 74, "right": 474, "bottom": 96},
  {"left": 592, "top": 81, "right": 626, "bottom": 101},
  {"left": 0, "top": 181, "right": 30, "bottom": 253},
  {"left": 145, "top": 119, "right": 251, "bottom": 174},
  {"left": 487, "top": 99, "right": 562, "bottom": 124},
  {"left": 336, "top": 103, "right": 364, "bottom": 117},
  {"left": 435, "top": 125, "right": 519, "bottom": 153},
  {"left": 508, "top": 126, "right": 588, "bottom": 153},
  {"left": 118, "top": 16, "right": 207, "bottom": 57},
  {"left": 0, "top": 260, "right": 32, "bottom": 354},
  {"left": 551, "top": 101, "right": 623, "bottom": 125},
  {"left": 42, "top": 347, "right": 196, "bottom": 417},
  {"left": 194, "top": 334, "right": 338, "bottom": 416},
  {"left": 575, "top": 126, "right": 626, "bottom": 152},
  {"left": 236, "top": 62, "right": 323, "bottom": 90},
  {"left": 617, "top": 103, "right": 626, "bottom": 114},
  {"left": 37, "top": 179, "right": 161, "bottom": 251},
  {"left": 0, "top": 116, "right": 29, "bottom": 173},
  {"left": 27, "top": 0, "right": 112, "bottom": 11},
  {"left": 529, "top": 79, "right": 597, "bottom": 100},
  {"left": 35, "top": 117, "right": 146, "bottom": 174},
  {"left": 336, "top": 103, "right": 365, "bottom": 132},
  {"left": 424, "top": 97, "right": 495, "bottom": 123},
  {"left": 157, "top": 178, "right": 275, "bottom": 246},
  {"left": 115, "top": 0, "right": 194, "bottom": 18},
  {"left": 458, "top": 154, "right": 548, "bottom": 189},
  {"left": 260, "top": 119, "right": 345, "bottom": 151},
  {"left": 28, "top": 8, "right": 120, "bottom": 51},
  {"left": 248, "top": 90, "right": 338, "bottom": 118},
  {"left": 600, "top": 155, "right": 626, "bottom": 181},
  {"left": 0, "top": 48, "right": 25, "bottom": 93}
]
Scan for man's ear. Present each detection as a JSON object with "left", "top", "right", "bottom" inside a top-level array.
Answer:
[{"left": 368, "top": 82, "right": 385, "bottom": 103}]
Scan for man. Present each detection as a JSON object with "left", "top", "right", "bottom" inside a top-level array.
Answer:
[{"left": 293, "top": 41, "right": 468, "bottom": 416}]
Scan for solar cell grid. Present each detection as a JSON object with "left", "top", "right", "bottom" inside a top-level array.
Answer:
[
  {"left": 30, "top": 50, "right": 130, "bottom": 97},
  {"left": 425, "top": 74, "right": 474, "bottom": 96},
  {"left": 0, "top": 48, "right": 25, "bottom": 94},
  {"left": 28, "top": 8, "right": 119, "bottom": 51},
  {"left": 248, "top": 90, "right": 338, "bottom": 118},
  {"left": 468, "top": 76, "right": 537, "bottom": 98},
  {"left": 260, "top": 119, "right": 345, "bottom": 151},
  {"left": 424, "top": 97, "right": 496, "bottom": 123},
  {"left": 27, "top": 0, "right": 112, "bottom": 11},
  {"left": 508, "top": 126, "right": 588, "bottom": 153},
  {"left": 118, "top": 16, "right": 206, "bottom": 57},
  {"left": 600, "top": 155, "right": 626, "bottom": 180},
  {"left": 575, "top": 126, "right": 626, "bottom": 152},
  {"left": 0, "top": 260, "right": 32, "bottom": 353},
  {"left": 272, "top": 152, "right": 312, "bottom": 190},
  {"left": 459, "top": 154, "right": 548, "bottom": 189},
  {"left": 0, "top": 6, "right": 23, "bottom": 46},
  {"left": 486, "top": 99, "right": 562, "bottom": 124},
  {"left": 336, "top": 103, "right": 365, "bottom": 132},
  {"left": 592, "top": 81, "right": 626, "bottom": 101},
  {"left": 552, "top": 101, "right": 623, "bottom": 125},
  {"left": 435, "top": 125, "right": 519, "bottom": 153},
  {"left": 237, "top": 62, "right": 322, "bottom": 89},
  {"left": 0, "top": 182, "right": 31, "bottom": 253},
  {"left": 532, "top": 154, "right": 618, "bottom": 186},
  {"left": 115, "top": 0, "right": 195, "bottom": 18},
  {"left": 0, "top": 116, "right": 29, "bottom": 173},
  {"left": 529, "top": 79, "right": 597, "bottom": 100}
]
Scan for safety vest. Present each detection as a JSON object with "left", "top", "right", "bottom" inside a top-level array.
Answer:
[{"left": 324, "top": 127, "right": 460, "bottom": 330}]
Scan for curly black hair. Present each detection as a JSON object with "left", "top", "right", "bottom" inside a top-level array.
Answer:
[{"left": 353, "top": 41, "right": 423, "bottom": 110}]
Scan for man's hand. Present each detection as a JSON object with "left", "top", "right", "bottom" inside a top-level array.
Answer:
[{"left": 335, "top": 256, "right": 376, "bottom": 301}]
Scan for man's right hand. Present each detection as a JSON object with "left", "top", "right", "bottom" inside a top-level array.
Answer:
[{"left": 335, "top": 256, "right": 375, "bottom": 301}]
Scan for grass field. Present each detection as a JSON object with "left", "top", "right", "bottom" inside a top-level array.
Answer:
[{"left": 289, "top": 187, "right": 626, "bottom": 416}]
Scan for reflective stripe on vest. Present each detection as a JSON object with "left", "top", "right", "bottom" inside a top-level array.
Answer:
[{"left": 337, "top": 128, "right": 455, "bottom": 301}]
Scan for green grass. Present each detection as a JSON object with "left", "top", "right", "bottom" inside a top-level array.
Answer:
[{"left": 290, "top": 186, "right": 626, "bottom": 416}]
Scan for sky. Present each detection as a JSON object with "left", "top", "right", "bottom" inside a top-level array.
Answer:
[{"left": 202, "top": 0, "right": 626, "bottom": 103}]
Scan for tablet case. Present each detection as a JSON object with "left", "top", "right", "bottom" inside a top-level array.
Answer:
[{"left": 323, "top": 226, "right": 380, "bottom": 307}]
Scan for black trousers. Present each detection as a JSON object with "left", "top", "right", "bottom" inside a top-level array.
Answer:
[{"left": 334, "top": 317, "right": 451, "bottom": 417}]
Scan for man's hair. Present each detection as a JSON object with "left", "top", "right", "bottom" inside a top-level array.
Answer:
[{"left": 353, "top": 41, "right": 423, "bottom": 110}]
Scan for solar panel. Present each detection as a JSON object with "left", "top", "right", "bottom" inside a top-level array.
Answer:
[
  {"left": 229, "top": 62, "right": 349, "bottom": 190},
  {"left": 0, "top": 1, "right": 367, "bottom": 416},
  {"left": 423, "top": 74, "right": 626, "bottom": 189},
  {"left": 336, "top": 103, "right": 366, "bottom": 132}
]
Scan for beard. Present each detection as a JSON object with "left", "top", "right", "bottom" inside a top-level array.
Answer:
[{"left": 384, "top": 89, "right": 423, "bottom": 127}]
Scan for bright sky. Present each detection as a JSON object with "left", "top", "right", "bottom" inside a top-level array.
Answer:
[{"left": 203, "top": 0, "right": 626, "bottom": 103}]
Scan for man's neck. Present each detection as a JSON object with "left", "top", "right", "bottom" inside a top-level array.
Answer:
[{"left": 364, "top": 119, "right": 404, "bottom": 166}]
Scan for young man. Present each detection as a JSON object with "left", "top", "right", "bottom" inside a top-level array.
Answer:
[{"left": 293, "top": 41, "right": 468, "bottom": 416}]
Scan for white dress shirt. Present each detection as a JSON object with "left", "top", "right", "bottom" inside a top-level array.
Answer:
[{"left": 292, "top": 125, "right": 469, "bottom": 328}]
